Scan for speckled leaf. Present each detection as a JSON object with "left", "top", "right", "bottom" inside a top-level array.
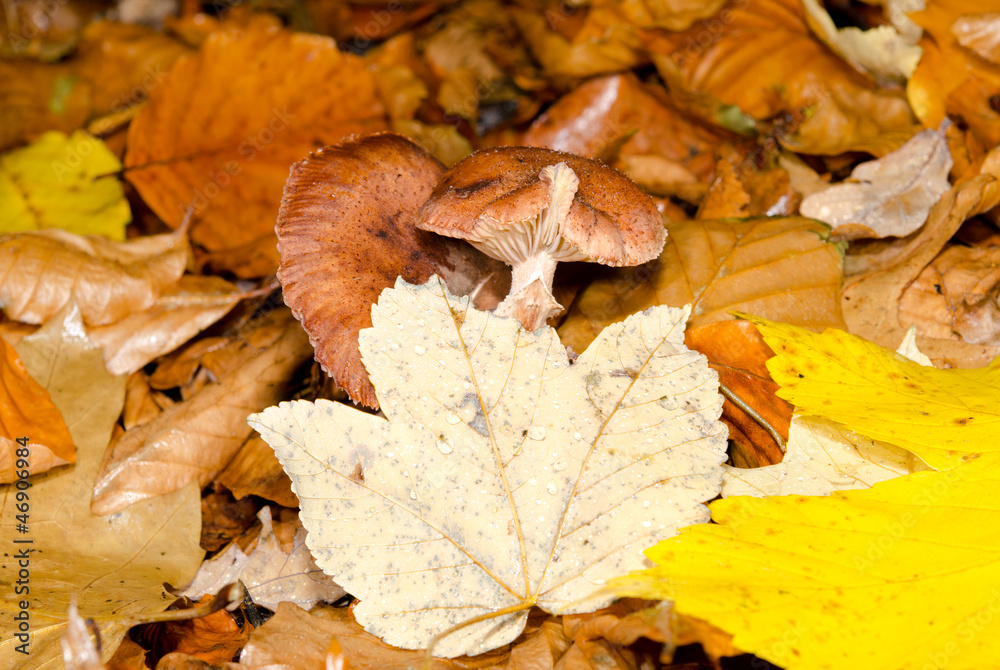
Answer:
[{"left": 248, "top": 275, "right": 727, "bottom": 658}]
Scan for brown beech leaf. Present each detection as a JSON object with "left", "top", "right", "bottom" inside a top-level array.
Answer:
[
  {"left": 898, "top": 244, "right": 1000, "bottom": 346},
  {"left": 72, "top": 20, "right": 190, "bottom": 122},
  {"left": 685, "top": 320, "right": 791, "bottom": 467},
  {"left": 0, "top": 334, "right": 75, "bottom": 481},
  {"left": 88, "top": 275, "right": 245, "bottom": 376},
  {"left": 90, "top": 308, "right": 312, "bottom": 515},
  {"left": 124, "top": 17, "right": 389, "bottom": 277},
  {"left": 842, "top": 146, "right": 1000, "bottom": 367},
  {"left": 0, "top": 228, "right": 189, "bottom": 327},
  {"left": 642, "top": 0, "right": 919, "bottom": 155},
  {"left": 559, "top": 216, "right": 845, "bottom": 352},
  {"left": 522, "top": 73, "right": 726, "bottom": 193},
  {"left": 276, "top": 133, "right": 508, "bottom": 409},
  {"left": 215, "top": 435, "right": 295, "bottom": 507},
  {"left": 237, "top": 602, "right": 560, "bottom": 670}
]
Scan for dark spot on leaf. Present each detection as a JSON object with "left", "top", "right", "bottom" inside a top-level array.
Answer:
[{"left": 350, "top": 462, "right": 364, "bottom": 484}]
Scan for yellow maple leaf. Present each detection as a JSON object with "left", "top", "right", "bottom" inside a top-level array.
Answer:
[
  {"left": 607, "top": 453, "right": 1000, "bottom": 670},
  {"left": 0, "top": 130, "right": 131, "bottom": 240},
  {"left": 742, "top": 314, "right": 999, "bottom": 470}
]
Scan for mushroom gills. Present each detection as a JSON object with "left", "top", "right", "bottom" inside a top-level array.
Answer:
[{"left": 488, "top": 163, "right": 582, "bottom": 330}]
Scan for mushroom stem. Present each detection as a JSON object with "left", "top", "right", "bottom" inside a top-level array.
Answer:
[{"left": 495, "top": 252, "right": 562, "bottom": 330}]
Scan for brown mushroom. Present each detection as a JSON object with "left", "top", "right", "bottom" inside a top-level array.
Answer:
[
  {"left": 275, "top": 132, "right": 509, "bottom": 409},
  {"left": 414, "top": 146, "right": 666, "bottom": 331}
]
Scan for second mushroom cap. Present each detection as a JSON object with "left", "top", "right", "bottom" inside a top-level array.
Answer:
[{"left": 414, "top": 146, "right": 666, "bottom": 331}]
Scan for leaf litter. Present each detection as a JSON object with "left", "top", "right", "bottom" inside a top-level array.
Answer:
[{"left": 3, "top": 0, "right": 1000, "bottom": 667}]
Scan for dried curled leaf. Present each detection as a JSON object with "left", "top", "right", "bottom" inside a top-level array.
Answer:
[
  {"left": 0, "top": 228, "right": 189, "bottom": 326},
  {"left": 800, "top": 122, "right": 953, "bottom": 240},
  {"left": 842, "top": 145, "right": 1000, "bottom": 367},
  {"left": 181, "top": 507, "right": 344, "bottom": 611},
  {"left": 277, "top": 133, "right": 508, "bottom": 409},
  {"left": 249, "top": 276, "right": 727, "bottom": 657}
]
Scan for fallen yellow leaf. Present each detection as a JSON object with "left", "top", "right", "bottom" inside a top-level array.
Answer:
[
  {"left": 0, "top": 131, "right": 130, "bottom": 240},
  {"left": 746, "top": 314, "right": 1000, "bottom": 469},
  {"left": 608, "top": 452, "right": 1000, "bottom": 670}
]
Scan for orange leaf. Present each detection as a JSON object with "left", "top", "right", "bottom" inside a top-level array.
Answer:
[
  {"left": 685, "top": 320, "right": 790, "bottom": 467},
  {"left": 0, "top": 336, "right": 74, "bottom": 482},
  {"left": 908, "top": 1, "right": 1000, "bottom": 151},
  {"left": 124, "top": 17, "right": 389, "bottom": 277}
]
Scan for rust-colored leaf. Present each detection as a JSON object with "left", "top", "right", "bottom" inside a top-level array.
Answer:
[
  {"left": 276, "top": 132, "right": 508, "bottom": 409},
  {"left": 523, "top": 73, "right": 728, "bottom": 199},
  {"left": 90, "top": 308, "right": 312, "bottom": 515},
  {"left": 0, "top": 336, "right": 75, "bottom": 481},
  {"left": 685, "top": 320, "right": 791, "bottom": 467},
  {"left": 559, "top": 216, "right": 845, "bottom": 352},
  {"left": 152, "top": 596, "right": 251, "bottom": 666},
  {"left": 124, "top": 17, "right": 389, "bottom": 277}
]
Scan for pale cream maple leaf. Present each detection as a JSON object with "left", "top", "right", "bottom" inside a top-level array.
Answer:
[{"left": 248, "top": 276, "right": 728, "bottom": 657}]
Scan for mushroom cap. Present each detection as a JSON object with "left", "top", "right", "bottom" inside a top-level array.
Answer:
[{"left": 414, "top": 146, "right": 666, "bottom": 267}]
